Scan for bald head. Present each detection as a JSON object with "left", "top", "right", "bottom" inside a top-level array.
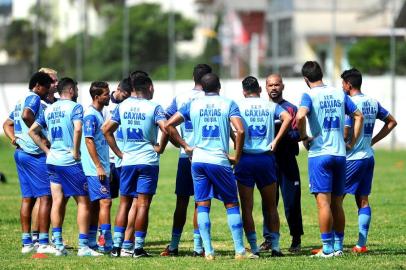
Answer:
[{"left": 266, "top": 74, "right": 284, "bottom": 102}]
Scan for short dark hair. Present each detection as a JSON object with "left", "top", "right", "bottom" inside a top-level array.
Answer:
[
  {"left": 242, "top": 76, "right": 260, "bottom": 93},
  {"left": 302, "top": 61, "right": 323, "bottom": 82},
  {"left": 341, "top": 68, "right": 362, "bottom": 89},
  {"left": 57, "top": 77, "right": 77, "bottom": 95},
  {"left": 29, "top": 72, "right": 53, "bottom": 90},
  {"left": 132, "top": 74, "right": 152, "bottom": 92},
  {"left": 193, "top": 64, "right": 212, "bottom": 85},
  {"left": 130, "top": 70, "right": 150, "bottom": 91},
  {"left": 201, "top": 73, "right": 221, "bottom": 93},
  {"left": 119, "top": 77, "right": 132, "bottom": 95},
  {"left": 89, "top": 81, "right": 109, "bottom": 100}
]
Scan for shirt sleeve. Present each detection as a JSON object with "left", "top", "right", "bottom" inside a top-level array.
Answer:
[
  {"left": 83, "top": 114, "right": 98, "bottom": 138},
  {"left": 274, "top": 104, "right": 286, "bottom": 120},
  {"left": 345, "top": 115, "right": 353, "bottom": 127},
  {"left": 36, "top": 109, "right": 47, "bottom": 129},
  {"left": 229, "top": 101, "right": 241, "bottom": 118},
  {"left": 8, "top": 111, "right": 14, "bottom": 121},
  {"left": 71, "top": 104, "right": 83, "bottom": 122},
  {"left": 299, "top": 93, "right": 312, "bottom": 113},
  {"left": 111, "top": 104, "right": 121, "bottom": 124},
  {"left": 178, "top": 101, "right": 191, "bottom": 122},
  {"left": 154, "top": 105, "right": 167, "bottom": 124},
  {"left": 344, "top": 94, "right": 358, "bottom": 115},
  {"left": 376, "top": 102, "right": 390, "bottom": 121},
  {"left": 24, "top": 94, "right": 41, "bottom": 116},
  {"left": 165, "top": 97, "right": 177, "bottom": 119}
]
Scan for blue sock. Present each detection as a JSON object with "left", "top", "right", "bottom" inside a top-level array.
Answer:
[
  {"left": 169, "top": 227, "right": 183, "bottom": 250},
  {"left": 39, "top": 233, "right": 49, "bottom": 245},
  {"left": 22, "top": 232, "right": 32, "bottom": 246},
  {"left": 193, "top": 229, "right": 203, "bottom": 253},
  {"left": 88, "top": 225, "right": 98, "bottom": 248},
  {"left": 122, "top": 240, "right": 134, "bottom": 250},
  {"left": 334, "top": 232, "right": 344, "bottom": 251},
  {"left": 52, "top": 227, "right": 63, "bottom": 249},
  {"left": 226, "top": 206, "right": 245, "bottom": 254},
  {"left": 134, "top": 231, "right": 146, "bottom": 249},
  {"left": 321, "top": 232, "right": 334, "bottom": 254},
  {"left": 78, "top": 234, "right": 89, "bottom": 248},
  {"left": 197, "top": 206, "right": 214, "bottom": 255},
  {"left": 113, "top": 226, "right": 125, "bottom": 248},
  {"left": 270, "top": 232, "right": 281, "bottom": 252},
  {"left": 100, "top": 224, "right": 112, "bottom": 249},
  {"left": 357, "top": 206, "right": 371, "bottom": 247},
  {"left": 32, "top": 231, "right": 39, "bottom": 243},
  {"left": 246, "top": 231, "right": 259, "bottom": 254}
]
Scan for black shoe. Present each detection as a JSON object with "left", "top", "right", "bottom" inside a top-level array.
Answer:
[
  {"left": 110, "top": 247, "right": 121, "bottom": 257},
  {"left": 259, "top": 241, "right": 272, "bottom": 251},
  {"left": 289, "top": 237, "right": 301, "bottom": 253},
  {"left": 271, "top": 250, "right": 284, "bottom": 257},
  {"left": 0, "top": 172, "right": 6, "bottom": 183},
  {"left": 192, "top": 250, "right": 205, "bottom": 257},
  {"left": 160, "top": 245, "right": 178, "bottom": 256},
  {"left": 133, "top": 248, "right": 151, "bottom": 258}
]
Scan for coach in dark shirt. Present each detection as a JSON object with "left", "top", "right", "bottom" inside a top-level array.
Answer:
[{"left": 260, "top": 74, "right": 304, "bottom": 252}]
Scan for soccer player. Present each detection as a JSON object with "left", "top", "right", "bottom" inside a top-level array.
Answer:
[
  {"left": 261, "top": 74, "right": 304, "bottom": 253},
  {"left": 103, "top": 73, "right": 168, "bottom": 258},
  {"left": 39, "top": 67, "right": 58, "bottom": 104},
  {"left": 296, "top": 61, "right": 363, "bottom": 257},
  {"left": 160, "top": 64, "right": 212, "bottom": 257},
  {"left": 166, "top": 73, "right": 252, "bottom": 260},
  {"left": 81, "top": 81, "right": 112, "bottom": 252},
  {"left": 3, "top": 72, "right": 53, "bottom": 254},
  {"left": 29, "top": 77, "right": 102, "bottom": 256},
  {"left": 341, "top": 68, "right": 397, "bottom": 253},
  {"left": 235, "top": 76, "right": 292, "bottom": 257}
]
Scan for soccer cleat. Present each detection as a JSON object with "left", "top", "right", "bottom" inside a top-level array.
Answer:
[
  {"left": 21, "top": 244, "right": 35, "bottom": 254},
  {"left": 160, "top": 245, "right": 179, "bottom": 256},
  {"left": 205, "top": 254, "right": 215, "bottom": 261},
  {"left": 289, "top": 237, "right": 301, "bottom": 253},
  {"left": 271, "top": 250, "right": 284, "bottom": 257},
  {"left": 352, "top": 246, "right": 368, "bottom": 253},
  {"left": 235, "top": 252, "right": 259, "bottom": 260},
  {"left": 259, "top": 241, "right": 272, "bottom": 251},
  {"left": 192, "top": 250, "right": 205, "bottom": 257},
  {"left": 77, "top": 246, "right": 103, "bottom": 257},
  {"left": 311, "top": 249, "right": 334, "bottom": 258},
  {"left": 120, "top": 248, "right": 134, "bottom": 257},
  {"left": 37, "top": 244, "right": 58, "bottom": 254},
  {"left": 133, "top": 248, "right": 151, "bottom": 258},
  {"left": 334, "top": 250, "right": 344, "bottom": 257},
  {"left": 110, "top": 247, "right": 121, "bottom": 257},
  {"left": 54, "top": 246, "right": 68, "bottom": 256},
  {"left": 311, "top": 248, "right": 322, "bottom": 255}
]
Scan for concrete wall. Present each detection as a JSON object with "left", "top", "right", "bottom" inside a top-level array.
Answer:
[{"left": 1, "top": 76, "right": 404, "bottom": 148}]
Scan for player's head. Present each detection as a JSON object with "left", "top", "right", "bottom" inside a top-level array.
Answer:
[
  {"left": 341, "top": 68, "right": 362, "bottom": 93},
  {"left": 242, "top": 76, "right": 261, "bottom": 97},
  {"left": 193, "top": 64, "right": 212, "bottom": 85},
  {"left": 130, "top": 70, "right": 149, "bottom": 90},
  {"left": 302, "top": 61, "right": 323, "bottom": 87},
  {"left": 57, "top": 77, "right": 78, "bottom": 101},
  {"left": 201, "top": 73, "right": 221, "bottom": 93},
  {"left": 38, "top": 67, "right": 58, "bottom": 93},
  {"left": 132, "top": 73, "right": 154, "bottom": 99},
  {"left": 116, "top": 77, "right": 132, "bottom": 101},
  {"left": 89, "top": 81, "right": 110, "bottom": 106},
  {"left": 29, "top": 71, "right": 53, "bottom": 99},
  {"left": 266, "top": 74, "right": 284, "bottom": 100}
]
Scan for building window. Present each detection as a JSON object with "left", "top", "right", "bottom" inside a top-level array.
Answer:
[{"left": 278, "top": 18, "right": 292, "bottom": 57}]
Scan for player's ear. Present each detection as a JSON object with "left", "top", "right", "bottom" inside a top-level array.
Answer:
[{"left": 259, "top": 86, "right": 262, "bottom": 94}]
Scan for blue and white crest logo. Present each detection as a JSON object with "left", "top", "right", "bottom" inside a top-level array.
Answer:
[
  {"left": 202, "top": 125, "right": 219, "bottom": 138},
  {"left": 100, "top": 185, "right": 109, "bottom": 195},
  {"left": 248, "top": 125, "right": 267, "bottom": 138}
]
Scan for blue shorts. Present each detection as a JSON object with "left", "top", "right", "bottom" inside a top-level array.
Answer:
[
  {"left": 47, "top": 163, "right": 88, "bottom": 197},
  {"left": 110, "top": 163, "right": 120, "bottom": 199},
  {"left": 120, "top": 165, "right": 159, "bottom": 196},
  {"left": 191, "top": 162, "right": 238, "bottom": 203},
  {"left": 234, "top": 152, "right": 277, "bottom": 189},
  {"left": 87, "top": 176, "right": 111, "bottom": 201},
  {"left": 14, "top": 149, "right": 50, "bottom": 198},
  {"left": 175, "top": 158, "right": 194, "bottom": 196},
  {"left": 345, "top": 157, "right": 375, "bottom": 196},
  {"left": 308, "top": 155, "right": 346, "bottom": 195}
]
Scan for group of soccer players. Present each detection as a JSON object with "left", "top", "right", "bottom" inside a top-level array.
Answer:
[{"left": 2, "top": 60, "right": 396, "bottom": 260}]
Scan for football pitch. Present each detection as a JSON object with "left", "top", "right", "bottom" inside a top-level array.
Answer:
[{"left": 0, "top": 136, "right": 405, "bottom": 269}]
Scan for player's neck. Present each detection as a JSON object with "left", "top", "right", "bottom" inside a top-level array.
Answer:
[
  {"left": 271, "top": 96, "right": 283, "bottom": 103},
  {"left": 59, "top": 94, "right": 72, "bottom": 100},
  {"left": 91, "top": 101, "right": 103, "bottom": 111},
  {"left": 308, "top": 80, "right": 324, "bottom": 89},
  {"left": 349, "top": 89, "right": 362, "bottom": 96},
  {"left": 193, "top": 84, "right": 203, "bottom": 91},
  {"left": 131, "top": 91, "right": 149, "bottom": 99}
]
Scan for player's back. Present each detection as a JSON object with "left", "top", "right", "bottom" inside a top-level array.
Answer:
[
  {"left": 113, "top": 97, "right": 165, "bottom": 166},
  {"left": 42, "top": 99, "right": 83, "bottom": 166},
  {"left": 237, "top": 97, "right": 281, "bottom": 153},
  {"left": 346, "top": 94, "right": 388, "bottom": 160}
]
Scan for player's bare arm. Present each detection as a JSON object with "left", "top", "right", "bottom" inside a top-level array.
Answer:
[
  {"left": 371, "top": 114, "right": 397, "bottom": 146},
  {"left": 347, "top": 110, "right": 363, "bottom": 149},
  {"left": 296, "top": 107, "right": 312, "bottom": 150},
  {"left": 228, "top": 116, "right": 244, "bottom": 165},
  {"left": 102, "top": 120, "right": 123, "bottom": 159},
  {"left": 165, "top": 112, "right": 194, "bottom": 155},
  {"left": 3, "top": 119, "right": 16, "bottom": 146},
  {"left": 28, "top": 122, "right": 50, "bottom": 155},
  {"left": 154, "top": 120, "right": 169, "bottom": 154},
  {"left": 72, "top": 120, "right": 82, "bottom": 161},
  {"left": 85, "top": 137, "right": 106, "bottom": 181},
  {"left": 271, "top": 111, "right": 292, "bottom": 152}
]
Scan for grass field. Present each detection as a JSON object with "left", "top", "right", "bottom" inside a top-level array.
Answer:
[{"left": 0, "top": 136, "right": 405, "bottom": 269}]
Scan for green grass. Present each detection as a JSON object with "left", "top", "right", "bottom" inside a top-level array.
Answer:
[{"left": 0, "top": 136, "right": 405, "bottom": 269}]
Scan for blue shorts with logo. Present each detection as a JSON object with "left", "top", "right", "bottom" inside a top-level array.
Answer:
[
  {"left": 345, "top": 156, "right": 375, "bottom": 196},
  {"left": 234, "top": 152, "right": 277, "bottom": 189},
  {"left": 191, "top": 162, "right": 238, "bottom": 204},
  {"left": 47, "top": 163, "right": 88, "bottom": 197},
  {"left": 87, "top": 176, "right": 111, "bottom": 201},
  {"left": 120, "top": 165, "right": 159, "bottom": 197},
  {"left": 308, "top": 155, "right": 346, "bottom": 195},
  {"left": 175, "top": 158, "right": 194, "bottom": 196},
  {"left": 14, "top": 149, "right": 50, "bottom": 198}
]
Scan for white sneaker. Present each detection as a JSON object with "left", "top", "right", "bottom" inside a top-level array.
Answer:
[
  {"left": 77, "top": 246, "right": 103, "bottom": 257},
  {"left": 311, "top": 250, "right": 335, "bottom": 258},
  {"left": 334, "top": 250, "right": 344, "bottom": 257},
  {"left": 55, "top": 246, "right": 68, "bottom": 256},
  {"left": 121, "top": 248, "right": 134, "bottom": 257},
  {"left": 37, "top": 244, "right": 57, "bottom": 254},
  {"left": 21, "top": 244, "right": 35, "bottom": 254}
]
